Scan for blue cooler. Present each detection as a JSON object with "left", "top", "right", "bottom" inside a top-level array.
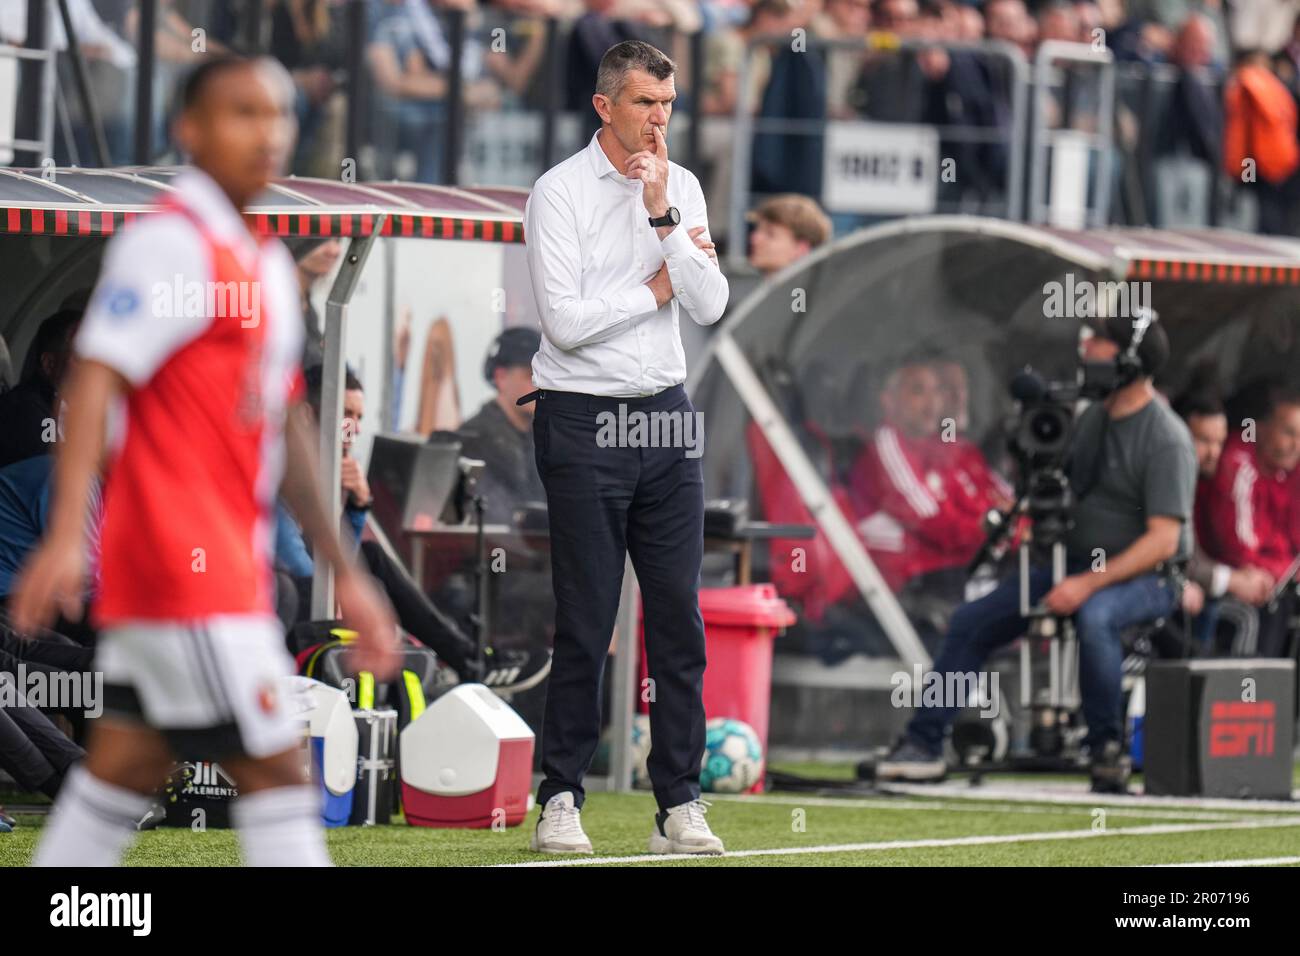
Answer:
[{"left": 287, "top": 677, "right": 359, "bottom": 827}]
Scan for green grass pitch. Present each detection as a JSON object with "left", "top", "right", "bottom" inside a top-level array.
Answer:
[{"left": 3, "top": 762, "right": 1298, "bottom": 867}]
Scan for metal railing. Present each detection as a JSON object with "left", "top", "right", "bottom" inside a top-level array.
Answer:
[
  {"left": 1027, "top": 40, "right": 1115, "bottom": 228},
  {"left": 726, "top": 33, "right": 1030, "bottom": 266}
]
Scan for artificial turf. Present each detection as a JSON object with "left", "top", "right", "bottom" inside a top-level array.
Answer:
[{"left": 3, "top": 763, "right": 1298, "bottom": 867}]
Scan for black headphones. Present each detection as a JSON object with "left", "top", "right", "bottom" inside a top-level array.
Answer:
[{"left": 1114, "top": 306, "right": 1158, "bottom": 388}]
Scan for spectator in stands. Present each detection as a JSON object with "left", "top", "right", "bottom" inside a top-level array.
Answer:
[
  {"left": 812, "top": 0, "right": 874, "bottom": 120},
  {"left": 700, "top": 0, "right": 803, "bottom": 118},
  {"left": 955, "top": 1, "right": 985, "bottom": 40},
  {"left": 850, "top": 357, "right": 999, "bottom": 596},
  {"left": 269, "top": 0, "right": 343, "bottom": 172},
  {"left": 1127, "top": 0, "right": 1229, "bottom": 62},
  {"left": 1224, "top": 48, "right": 1300, "bottom": 234},
  {"left": 1202, "top": 384, "right": 1300, "bottom": 656},
  {"left": 565, "top": 0, "right": 652, "bottom": 114},
  {"left": 476, "top": 0, "right": 554, "bottom": 111},
  {"left": 1037, "top": 0, "right": 1082, "bottom": 42},
  {"left": 752, "top": 1, "right": 829, "bottom": 197},
  {"left": 983, "top": 0, "right": 1035, "bottom": 58},
  {"left": 367, "top": 0, "right": 497, "bottom": 181},
  {"left": 746, "top": 194, "right": 833, "bottom": 277},
  {"left": 281, "top": 365, "right": 549, "bottom": 691},
  {"left": 292, "top": 238, "right": 342, "bottom": 368},
  {"left": 0, "top": 310, "right": 80, "bottom": 471},
  {"left": 1174, "top": 387, "right": 1274, "bottom": 650},
  {"left": 1096, "top": 0, "right": 1174, "bottom": 63},
  {"left": 1155, "top": 15, "right": 1222, "bottom": 167},
  {"left": 458, "top": 328, "right": 546, "bottom": 525}
]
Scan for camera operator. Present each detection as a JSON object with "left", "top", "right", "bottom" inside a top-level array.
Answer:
[{"left": 877, "top": 316, "right": 1197, "bottom": 793}]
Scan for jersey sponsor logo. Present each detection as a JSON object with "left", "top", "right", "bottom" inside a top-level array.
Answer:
[{"left": 103, "top": 285, "right": 141, "bottom": 320}]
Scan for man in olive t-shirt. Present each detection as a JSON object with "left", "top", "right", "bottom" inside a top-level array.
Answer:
[{"left": 880, "top": 316, "right": 1197, "bottom": 793}]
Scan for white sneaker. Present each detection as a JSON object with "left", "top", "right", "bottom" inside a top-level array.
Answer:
[
  {"left": 529, "top": 792, "right": 593, "bottom": 854},
  {"left": 648, "top": 799, "right": 725, "bottom": 855}
]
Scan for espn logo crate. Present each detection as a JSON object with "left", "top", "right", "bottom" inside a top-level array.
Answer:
[{"left": 1145, "top": 660, "right": 1295, "bottom": 799}]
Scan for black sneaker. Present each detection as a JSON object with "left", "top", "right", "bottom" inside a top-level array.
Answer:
[
  {"left": 480, "top": 646, "right": 552, "bottom": 695},
  {"left": 1089, "top": 741, "right": 1132, "bottom": 795},
  {"left": 875, "top": 738, "right": 947, "bottom": 782}
]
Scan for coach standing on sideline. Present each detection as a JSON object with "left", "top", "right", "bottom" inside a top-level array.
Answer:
[{"left": 523, "top": 40, "right": 729, "bottom": 855}]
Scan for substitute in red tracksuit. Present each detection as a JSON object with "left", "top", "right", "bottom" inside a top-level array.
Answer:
[
  {"left": 851, "top": 362, "right": 1009, "bottom": 592},
  {"left": 1203, "top": 389, "right": 1300, "bottom": 656}
]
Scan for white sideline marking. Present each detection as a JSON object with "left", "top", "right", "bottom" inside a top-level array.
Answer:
[
  {"left": 495, "top": 815, "right": 1300, "bottom": 867},
  {"left": 710, "top": 792, "right": 1247, "bottom": 823},
  {"left": 877, "top": 781, "right": 1300, "bottom": 813},
  {"left": 1145, "top": 856, "right": 1300, "bottom": 868}
]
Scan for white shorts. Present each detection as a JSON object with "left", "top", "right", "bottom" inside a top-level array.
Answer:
[{"left": 97, "top": 615, "right": 300, "bottom": 760}]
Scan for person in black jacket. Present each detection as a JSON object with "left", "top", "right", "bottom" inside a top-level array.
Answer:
[{"left": 0, "top": 309, "right": 81, "bottom": 470}]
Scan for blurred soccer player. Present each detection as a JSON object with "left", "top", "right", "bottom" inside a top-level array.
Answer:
[{"left": 10, "top": 55, "right": 398, "bottom": 867}]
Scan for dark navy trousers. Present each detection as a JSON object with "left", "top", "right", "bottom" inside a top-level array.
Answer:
[{"left": 532, "top": 384, "right": 706, "bottom": 812}]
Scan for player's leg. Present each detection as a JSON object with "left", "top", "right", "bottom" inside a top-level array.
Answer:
[
  {"left": 32, "top": 719, "right": 173, "bottom": 867},
  {"left": 191, "top": 617, "right": 331, "bottom": 867},
  {"left": 221, "top": 747, "right": 330, "bottom": 867}
]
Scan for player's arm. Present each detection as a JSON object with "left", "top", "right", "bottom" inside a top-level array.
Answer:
[
  {"left": 8, "top": 360, "right": 125, "bottom": 634},
  {"left": 281, "top": 401, "right": 399, "bottom": 678}
]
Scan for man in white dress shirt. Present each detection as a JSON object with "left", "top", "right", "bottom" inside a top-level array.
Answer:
[{"left": 522, "top": 40, "right": 729, "bottom": 855}]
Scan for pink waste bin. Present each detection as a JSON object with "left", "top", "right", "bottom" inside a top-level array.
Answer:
[{"left": 638, "top": 583, "right": 797, "bottom": 757}]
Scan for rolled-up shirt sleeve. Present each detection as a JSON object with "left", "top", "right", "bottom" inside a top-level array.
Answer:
[
  {"left": 660, "top": 168, "right": 729, "bottom": 327},
  {"left": 525, "top": 183, "right": 659, "bottom": 352}
]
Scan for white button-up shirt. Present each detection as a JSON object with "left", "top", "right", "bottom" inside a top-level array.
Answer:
[{"left": 524, "top": 130, "right": 729, "bottom": 397}]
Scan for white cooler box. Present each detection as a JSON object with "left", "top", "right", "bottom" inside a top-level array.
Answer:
[{"left": 400, "top": 684, "right": 534, "bottom": 828}]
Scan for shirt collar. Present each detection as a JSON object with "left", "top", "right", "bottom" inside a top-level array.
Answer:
[
  {"left": 169, "top": 167, "right": 261, "bottom": 260},
  {"left": 586, "top": 129, "right": 637, "bottom": 184}
]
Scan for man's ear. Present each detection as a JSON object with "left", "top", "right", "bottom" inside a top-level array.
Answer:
[{"left": 592, "top": 93, "right": 612, "bottom": 126}]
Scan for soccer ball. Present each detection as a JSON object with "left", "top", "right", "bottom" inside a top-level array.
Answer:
[
  {"left": 630, "top": 713, "right": 653, "bottom": 789},
  {"left": 701, "top": 718, "right": 764, "bottom": 793}
]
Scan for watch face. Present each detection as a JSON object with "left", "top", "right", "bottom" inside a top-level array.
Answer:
[{"left": 669, "top": 207, "right": 681, "bottom": 225}]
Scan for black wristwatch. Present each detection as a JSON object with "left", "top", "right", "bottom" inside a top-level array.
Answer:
[{"left": 648, "top": 207, "right": 680, "bottom": 228}]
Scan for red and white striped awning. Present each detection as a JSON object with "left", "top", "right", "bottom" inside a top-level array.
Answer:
[{"left": 0, "top": 167, "right": 527, "bottom": 242}]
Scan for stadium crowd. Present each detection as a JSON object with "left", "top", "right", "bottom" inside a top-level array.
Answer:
[{"left": 11, "top": 0, "right": 1300, "bottom": 235}]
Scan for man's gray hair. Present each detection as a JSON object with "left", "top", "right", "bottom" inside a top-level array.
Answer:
[{"left": 595, "top": 40, "right": 675, "bottom": 102}]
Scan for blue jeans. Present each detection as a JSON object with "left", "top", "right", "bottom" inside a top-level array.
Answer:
[{"left": 907, "top": 566, "right": 1176, "bottom": 755}]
